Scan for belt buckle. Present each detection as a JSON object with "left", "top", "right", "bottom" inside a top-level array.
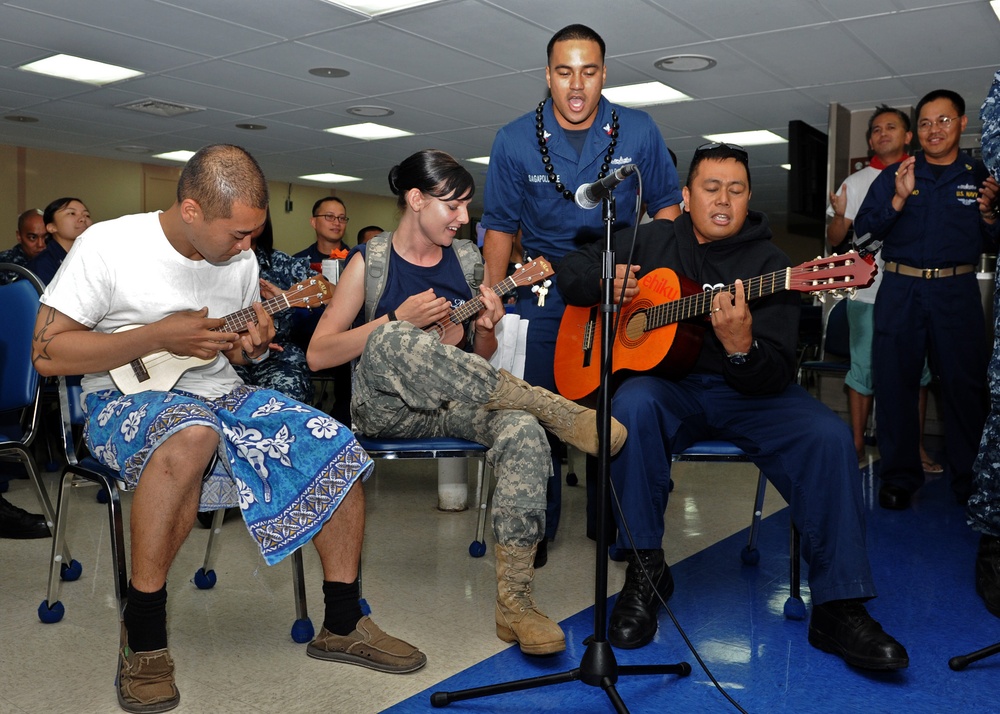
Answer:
[{"left": 922, "top": 268, "right": 937, "bottom": 279}]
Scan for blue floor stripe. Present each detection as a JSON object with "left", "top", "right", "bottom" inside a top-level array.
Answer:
[{"left": 386, "top": 469, "right": 1000, "bottom": 713}]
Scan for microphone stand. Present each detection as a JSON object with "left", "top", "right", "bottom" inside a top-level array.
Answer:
[{"left": 431, "top": 192, "right": 690, "bottom": 713}]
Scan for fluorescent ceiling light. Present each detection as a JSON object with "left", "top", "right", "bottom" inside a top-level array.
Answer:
[
  {"left": 602, "top": 81, "right": 690, "bottom": 107},
  {"left": 153, "top": 150, "right": 196, "bottom": 163},
  {"left": 299, "top": 172, "right": 362, "bottom": 183},
  {"left": 18, "top": 53, "right": 143, "bottom": 85},
  {"left": 992, "top": 0, "right": 1000, "bottom": 23},
  {"left": 321, "top": 0, "right": 441, "bottom": 17},
  {"left": 324, "top": 122, "right": 413, "bottom": 140},
  {"left": 702, "top": 130, "right": 787, "bottom": 146},
  {"left": 781, "top": 164, "right": 791, "bottom": 170},
  {"left": 467, "top": 156, "right": 490, "bottom": 165}
]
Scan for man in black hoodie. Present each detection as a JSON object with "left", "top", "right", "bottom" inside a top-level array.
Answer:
[{"left": 557, "top": 143, "right": 908, "bottom": 671}]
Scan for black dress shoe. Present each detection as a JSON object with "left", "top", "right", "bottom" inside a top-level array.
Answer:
[
  {"left": 878, "top": 483, "right": 911, "bottom": 510},
  {"left": 608, "top": 549, "right": 674, "bottom": 649},
  {"left": 976, "top": 534, "right": 1000, "bottom": 618},
  {"left": 808, "top": 599, "right": 908, "bottom": 670},
  {"left": 0, "top": 494, "right": 49, "bottom": 539},
  {"left": 533, "top": 537, "right": 548, "bottom": 569}
]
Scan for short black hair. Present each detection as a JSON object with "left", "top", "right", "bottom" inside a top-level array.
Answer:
[
  {"left": 176, "top": 144, "right": 268, "bottom": 221},
  {"left": 687, "top": 144, "right": 752, "bottom": 191},
  {"left": 17, "top": 208, "right": 43, "bottom": 234},
  {"left": 312, "top": 196, "right": 345, "bottom": 216},
  {"left": 43, "top": 197, "right": 86, "bottom": 227},
  {"left": 388, "top": 150, "right": 475, "bottom": 210},
  {"left": 916, "top": 89, "right": 965, "bottom": 119},
  {"left": 357, "top": 225, "right": 383, "bottom": 243},
  {"left": 547, "top": 24, "right": 605, "bottom": 64},
  {"left": 866, "top": 104, "right": 910, "bottom": 141}
]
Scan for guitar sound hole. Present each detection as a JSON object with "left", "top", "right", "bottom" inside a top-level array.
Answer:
[{"left": 622, "top": 306, "right": 649, "bottom": 346}]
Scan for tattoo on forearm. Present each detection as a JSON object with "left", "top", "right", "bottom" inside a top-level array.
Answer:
[{"left": 32, "top": 306, "right": 56, "bottom": 367}]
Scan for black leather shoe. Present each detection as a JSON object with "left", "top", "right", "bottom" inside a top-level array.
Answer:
[
  {"left": 608, "top": 549, "right": 674, "bottom": 649},
  {"left": 878, "top": 483, "right": 911, "bottom": 510},
  {"left": 533, "top": 538, "right": 548, "bottom": 569},
  {"left": 976, "top": 534, "right": 1000, "bottom": 618},
  {"left": 808, "top": 599, "right": 908, "bottom": 670},
  {"left": 0, "top": 494, "right": 49, "bottom": 539}
]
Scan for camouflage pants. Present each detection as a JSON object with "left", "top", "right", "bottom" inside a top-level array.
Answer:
[
  {"left": 353, "top": 321, "right": 550, "bottom": 546},
  {"left": 968, "top": 271, "right": 1000, "bottom": 536}
]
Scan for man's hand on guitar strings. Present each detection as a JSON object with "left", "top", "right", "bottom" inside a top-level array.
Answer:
[
  {"left": 710, "top": 278, "right": 753, "bottom": 355},
  {"left": 236, "top": 301, "right": 275, "bottom": 361},
  {"left": 613, "top": 264, "right": 641, "bottom": 305},
  {"left": 157, "top": 307, "right": 239, "bottom": 360}
]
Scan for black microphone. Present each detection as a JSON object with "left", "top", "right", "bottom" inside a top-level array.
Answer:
[{"left": 574, "top": 164, "right": 638, "bottom": 210}]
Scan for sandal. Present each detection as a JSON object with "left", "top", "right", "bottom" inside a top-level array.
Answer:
[{"left": 921, "top": 456, "right": 943, "bottom": 474}]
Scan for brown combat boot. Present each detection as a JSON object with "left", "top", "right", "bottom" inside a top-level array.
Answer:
[
  {"left": 485, "top": 369, "right": 627, "bottom": 456},
  {"left": 494, "top": 543, "right": 566, "bottom": 656}
]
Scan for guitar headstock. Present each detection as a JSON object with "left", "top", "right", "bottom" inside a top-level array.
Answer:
[
  {"left": 284, "top": 277, "right": 332, "bottom": 309},
  {"left": 789, "top": 251, "right": 876, "bottom": 297},
  {"left": 509, "top": 257, "right": 555, "bottom": 289}
]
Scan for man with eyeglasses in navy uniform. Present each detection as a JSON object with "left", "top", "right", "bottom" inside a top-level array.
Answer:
[
  {"left": 480, "top": 24, "right": 682, "bottom": 562},
  {"left": 292, "top": 196, "right": 353, "bottom": 424},
  {"left": 558, "top": 142, "right": 910, "bottom": 671},
  {"left": 856, "top": 89, "right": 1000, "bottom": 511}
]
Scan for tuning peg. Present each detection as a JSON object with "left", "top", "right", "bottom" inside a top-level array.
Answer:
[{"left": 514, "top": 262, "right": 523, "bottom": 270}]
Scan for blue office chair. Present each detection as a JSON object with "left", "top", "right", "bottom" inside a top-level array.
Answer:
[
  {"left": 37, "top": 376, "right": 315, "bottom": 644},
  {"left": 0, "top": 264, "right": 78, "bottom": 572},
  {"left": 797, "top": 298, "right": 850, "bottom": 390},
  {"left": 353, "top": 434, "right": 493, "bottom": 557},
  {"left": 673, "top": 440, "right": 805, "bottom": 620}
]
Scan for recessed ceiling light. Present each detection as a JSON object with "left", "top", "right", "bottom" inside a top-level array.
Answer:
[
  {"left": 602, "top": 81, "right": 690, "bottom": 108},
  {"left": 153, "top": 150, "right": 197, "bottom": 163},
  {"left": 298, "top": 172, "right": 362, "bottom": 183},
  {"left": 4, "top": 115, "right": 39, "bottom": 123},
  {"left": 324, "top": 122, "right": 413, "bottom": 140},
  {"left": 116, "top": 145, "right": 154, "bottom": 154},
  {"left": 654, "top": 55, "right": 717, "bottom": 72},
  {"left": 320, "top": 0, "right": 443, "bottom": 16},
  {"left": 346, "top": 105, "right": 394, "bottom": 118},
  {"left": 781, "top": 164, "right": 791, "bottom": 171},
  {"left": 467, "top": 156, "right": 490, "bottom": 165},
  {"left": 118, "top": 98, "right": 203, "bottom": 118},
  {"left": 18, "top": 53, "right": 143, "bottom": 85},
  {"left": 702, "top": 130, "right": 788, "bottom": 146},
  {"left": 308, "top": 67, "right": 350, "bottom": 78},
  {"left": 236, "top": 123, "right": 267, "bottom": 130}
]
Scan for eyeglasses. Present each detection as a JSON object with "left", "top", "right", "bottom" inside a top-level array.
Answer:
[
  {"left": 917, "top": 116, "right": 958, "bottom": 132},
  {"left": 694, "top": 142, "right": 749, "bottom": 161},
  {"left": 313, "top": 213, "right": 349, "bottom": 224}
]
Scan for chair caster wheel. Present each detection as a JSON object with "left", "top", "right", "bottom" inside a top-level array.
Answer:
[
  {"left": 193, "top": 568, "right": 217, "bottom": 589},
  {"left": 96, "top": 489, "right": 109, "bottom": 504},
  {"left": 784, "top": 597, "right": 806, "bottom": 620},
  {"left": 469, "top": 540, "right": 486, "bottom": 558},
  {"left": 60, "top": 559, "right": 83, "bottom": 581},
  {"left": 359, "top": 598, "right": 371, "bottom": 616},
  {"left": 740, "top": 546, "right": 760, "bottom": 566},
  {"left": 291, "top": 618, "right": 315, "bottom": 643},
  {"left": 38, "top": 600, "right": 65, "bottom": 623},
  {"left": 566, "top": 472, "right": 578, "bottom": 486}
]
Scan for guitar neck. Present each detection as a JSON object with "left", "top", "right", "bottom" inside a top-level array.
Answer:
[
  {"left": 644, "top": 268, "right": 788, "bottom": 331},
  {"left": 443, "top": 275, "right": 516, "bottom": 325},
  {"left": 213, "top": 293, "right": 290, "bottom": 333}
]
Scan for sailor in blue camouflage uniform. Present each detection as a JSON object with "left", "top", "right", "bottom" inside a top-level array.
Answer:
[{"left": 968, "top": 69, "right": 1000, "bottom": 618}]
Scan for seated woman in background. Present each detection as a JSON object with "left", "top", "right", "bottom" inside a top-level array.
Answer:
[{"left": 28, "top": 197, "right": 92, "bottom": 284}]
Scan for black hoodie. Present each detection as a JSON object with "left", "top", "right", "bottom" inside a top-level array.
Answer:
[{"left": 557, "top": 211, "right": 800, "bottom": 396}]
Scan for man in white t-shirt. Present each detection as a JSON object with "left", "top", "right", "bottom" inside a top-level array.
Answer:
[
  {"left": 32, "top": 145, "right": 424, "bottom": 714},
  {"left": 826, "top": 105, "right": 940, "bottom": 473}
]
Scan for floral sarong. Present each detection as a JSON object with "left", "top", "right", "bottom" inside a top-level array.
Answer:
[{"left": 83, "top": 384, "right": 372, "bottom": 565}]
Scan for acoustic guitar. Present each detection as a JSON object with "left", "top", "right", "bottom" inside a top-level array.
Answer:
[
  {"left": 554, "top": 252, "right": 875, "bottom": 400},
  {"left": 423, "top": 257, "right": 554, "bottom": 346},
  {"left": 110, "top": 277, "right": 331, "bottom": 394}
]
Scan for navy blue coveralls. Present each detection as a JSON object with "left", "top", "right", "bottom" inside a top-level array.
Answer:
[{"left": 856, "top": 152, "right": 999, "bottom": 501}]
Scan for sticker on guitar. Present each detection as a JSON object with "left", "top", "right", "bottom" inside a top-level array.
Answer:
[
  {"left": 109, "top": 277, "right": 331, "bottom": 394},
  {"left": 554, "top": 252, "right": 876, "bottom": 400}
]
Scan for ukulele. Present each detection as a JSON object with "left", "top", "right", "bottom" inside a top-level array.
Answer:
[
  {"left": 422, "top": 257, "right": 554, "bottom": 345},
  {"left": 554, "top": 252, "right": 875, "bottom": 400},
  {"left": 110, "top": 277, "right": 331, "bottom": 394}
]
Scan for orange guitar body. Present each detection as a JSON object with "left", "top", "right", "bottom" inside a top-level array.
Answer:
[{"left": 554, "top": 268, "right": 705, "bottom": 400}]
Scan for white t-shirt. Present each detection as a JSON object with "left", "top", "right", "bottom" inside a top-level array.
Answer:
[
  {"left": 827, "top": 165, "right": 883, "bottom": 303},
  {"left": 41, "top": 211, "right": 259, "bottom": 398}
]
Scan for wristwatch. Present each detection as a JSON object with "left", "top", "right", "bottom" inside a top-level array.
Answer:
[{"left": 727, "top": 340, "right": 756, "bottom": 366}]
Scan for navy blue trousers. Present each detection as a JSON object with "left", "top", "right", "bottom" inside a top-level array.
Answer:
[
  {"left": 610, "top": 373, "right": 876, "bottom": 605},
  {"left": 873, "top": 273, "right": 989, "bottom": 500}
]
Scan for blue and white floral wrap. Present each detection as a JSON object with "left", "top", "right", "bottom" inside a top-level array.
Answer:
[{"left": 83, "top": 384, "right": 372, "bottom": 565}]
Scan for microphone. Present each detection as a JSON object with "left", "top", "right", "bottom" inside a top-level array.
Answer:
[{"left": 574, "top": 164, "right": 638, "bottom": 210}]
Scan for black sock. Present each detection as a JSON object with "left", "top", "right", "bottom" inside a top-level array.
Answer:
[
  {"left": 322, "top": 579, "right": 363, "bottom": 636},
  {"left": 124, "top": 582, "right": 168, "bottom": 653}
]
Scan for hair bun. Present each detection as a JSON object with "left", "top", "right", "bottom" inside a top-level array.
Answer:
[{"left": 387, "top": 165, "right": 401, "bottom": 195}]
